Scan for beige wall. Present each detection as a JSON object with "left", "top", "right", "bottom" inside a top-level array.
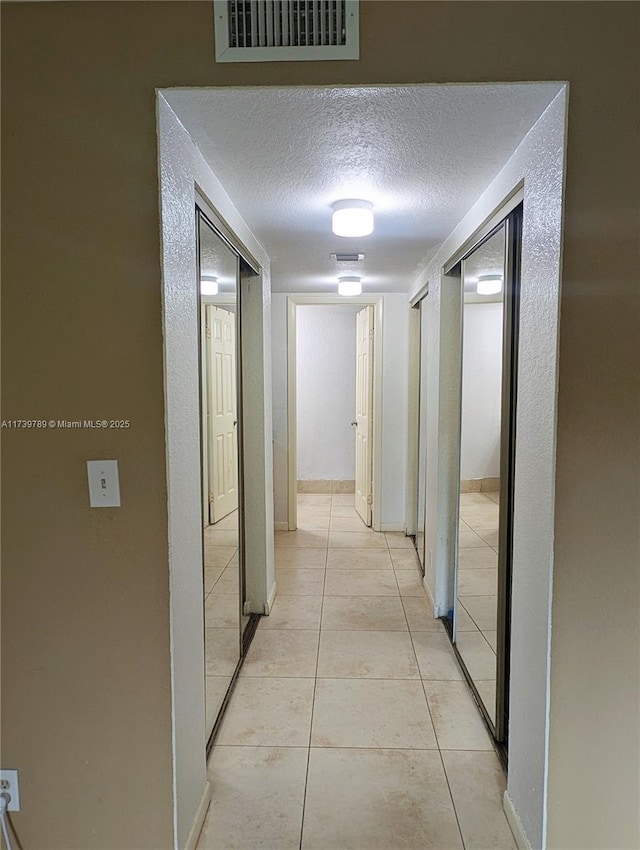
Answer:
[{"left": 1, "top": 3, "right": 638, "bottom": 849}]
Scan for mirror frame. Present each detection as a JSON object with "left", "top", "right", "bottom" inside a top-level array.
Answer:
[
  {"left": 446, "top": 203, "right": 523, "bottom": 764},
  {"left": 196, "top": 202, "right": 261, "bottom": 755}
]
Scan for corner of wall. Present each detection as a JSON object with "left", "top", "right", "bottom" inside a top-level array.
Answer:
[{"left": 503, "top": 791, "right": 533, "bottom": 850}]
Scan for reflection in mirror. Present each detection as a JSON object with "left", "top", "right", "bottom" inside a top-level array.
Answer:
[
  {"left": 454, "top": 225, "right": 506, "bottom": 727},
  {"left": 198, "top": 211, "right": 241, "bottom": 741}
]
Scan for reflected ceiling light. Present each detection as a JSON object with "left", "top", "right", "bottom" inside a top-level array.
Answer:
[
  {"left": 338, "top": 276, "right": 362, "bottom": 297},
  {"left": 331, "top": 200, "right": 374, "bottom": 238},
  {"left": 200, "top": 275, "right": 218, "bottom": 295},
  {"left": 476, "top": 274, "right": 502, "bottom": 296}
]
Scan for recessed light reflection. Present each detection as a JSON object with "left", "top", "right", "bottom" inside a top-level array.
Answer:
[
  {"left": 200, "top": 276, "right": 219, "bottom": 295},
  {"left": 476, "top": 274, "right": 502, "bottom": 296},
  {"left": 338, "top": 276, "right": 362, "bottom": 297}
]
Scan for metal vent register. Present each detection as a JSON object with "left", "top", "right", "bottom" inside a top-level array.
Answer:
[{"left": 214, "top": 0, "right": 359, "bottom": 62}]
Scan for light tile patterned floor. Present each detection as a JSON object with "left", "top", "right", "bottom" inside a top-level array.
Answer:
[
  {"left": 197, "top": 496, "right": 516, "bottom": 850},
  {"left": 457, "top": 492, "right": 500, "bottom": 723},
  {"left": 204, "top": 512, "right": 240, "bottom": 735}
]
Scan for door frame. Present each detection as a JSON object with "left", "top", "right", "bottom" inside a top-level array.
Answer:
[
  {"left": 286, "top": 294, "right": 383, "bottom": 532},
  {"left": 410, "top": 294, "right": 429, "bottom": 573},
  {"left": 405, "top": 300, "right": 422, "bottom": 539}
]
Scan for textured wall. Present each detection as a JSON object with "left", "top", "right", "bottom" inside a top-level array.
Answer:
[
  {"left": 158, "top": 96, "right": 275, "bottom": 848},
  {"left": 157, "top": 99, "right": 208, "bottom": 850},
  {"left": 411, "top": 90, "right": 568, "bottom": 848},
  {"left": 1, "top": 3, "right": 638, "bottom": 849},
  {"left": 297, "top": 305, "right": 359, "bottom": 480}
]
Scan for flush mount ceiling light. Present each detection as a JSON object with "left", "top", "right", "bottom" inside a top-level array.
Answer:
[
  {"left": 331, "top": 200, "right": 374, "bottom": 238},
  {"left": 200, "top": 275, "right": 218, "bottom": 295},
  {"left": 476, "top": 274, "right": 503, "bottom": 296},
  {"left": 338, "top": 276, "right": 362, "bottom": 297}
]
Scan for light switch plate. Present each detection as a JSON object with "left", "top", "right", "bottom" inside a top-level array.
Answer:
[{"left": 87, "top": 460, "right": 121, "bottom": 507}]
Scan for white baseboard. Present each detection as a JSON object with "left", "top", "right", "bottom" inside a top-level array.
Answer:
[
  {"left": 184, "top": 781, "right": 211, "bottom": 850},
  {"left": 503, "top": 791, "right": 532, "bottom": 850},
  {"left": 380, "top": 522, "right": 405, "bottom": 532},
  {"left": 274, "top": 521, "right": 288, "bottom": 531},
  {"left": 264, "top": 579, "right": 277, "bottom": 614}
]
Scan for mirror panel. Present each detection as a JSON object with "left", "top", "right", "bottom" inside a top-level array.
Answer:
[
  {"left": 198, "top": 211, "right": 242, "bottom": 741},
  {"left": 454, "top": 224, "right": 506, "bottom": 727}
]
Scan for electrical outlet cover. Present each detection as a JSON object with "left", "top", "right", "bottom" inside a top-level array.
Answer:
[{"left": 0, "top": 769, "right": 20, "bottom": 811}]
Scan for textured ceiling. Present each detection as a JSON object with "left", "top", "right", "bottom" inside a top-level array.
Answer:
[{"left": 165, "top": 84, "right": 561, "bottom": 294}]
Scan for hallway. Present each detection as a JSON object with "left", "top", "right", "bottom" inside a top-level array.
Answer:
[{"left": 196, "top": 494, "right": 516, "bottom": 850}]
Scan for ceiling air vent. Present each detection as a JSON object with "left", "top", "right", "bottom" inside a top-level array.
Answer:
[
  {"left": 214, "top": 0, "right": 359, "bottom": 62},
  {"left": 332, "top": 253, "right": 364, "bottom": 262}
]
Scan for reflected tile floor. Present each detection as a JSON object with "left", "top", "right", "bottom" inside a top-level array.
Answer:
[
  {"left": 197, "top": 495, "right": 516, "bottom": 850},
  {"left": 205, "top": 509, "right": 240, "bottom": 739}
]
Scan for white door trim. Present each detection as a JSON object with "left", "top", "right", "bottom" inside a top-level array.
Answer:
[
  {"left": 286, "top": 294, "right": 384, "bottom": 532},
  {"left": 405, "top": 301, "right": 421, "bottom": 536},
  {"left": 354, "top": 305, "right": 374, "bottom": 526}
]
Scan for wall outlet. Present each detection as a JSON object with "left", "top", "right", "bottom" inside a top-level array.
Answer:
[{"left": 0, "top": 769, "right": 20, "bottom": 811}]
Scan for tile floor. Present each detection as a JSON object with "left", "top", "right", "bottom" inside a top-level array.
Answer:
[
  {"left": 456, "top": 492, "right": 500, "bottom": 722},
  {"left": 204, "top": 510, "right": 240, "bottom": 737},
  {"left": 197, "top": 495, "right": 516, "bottom": 850}
]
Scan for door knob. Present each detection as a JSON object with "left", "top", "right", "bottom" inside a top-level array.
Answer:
[{"left": 351, "top": 420, "right": 357, "bottom": 426}]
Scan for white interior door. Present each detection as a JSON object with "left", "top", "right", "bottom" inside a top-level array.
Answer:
[
  {"left": 354, "top": 305, "right": 374, "bottom": 526},
  {"left": 207, "top": 304, "right": 238, "bottom": 523}
]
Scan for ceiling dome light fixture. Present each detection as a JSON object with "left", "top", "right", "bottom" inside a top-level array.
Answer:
[
  {"left": 338, "top": 276, "right": 362, "bottom": 297},
  {"left": 331, "top": 200, "right": 374, "bottom": 238},
  {"left": 476, "top": 274, "right": 503, "bottom": 296},
  {"left": 200, "top": 275, "right": 219, "bottom": 296}
]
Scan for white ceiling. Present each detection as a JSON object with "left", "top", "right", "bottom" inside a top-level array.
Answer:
[{"left": 165, "top": 84, "right": 561, "bottom": 294}]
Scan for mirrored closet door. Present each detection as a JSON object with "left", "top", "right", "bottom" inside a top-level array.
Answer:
[
  {"left": 197, "top": 207, "right": 246, "bottom": 745},
  {"left": 453, "top": 205, "right": 521, "bottom": 750}
]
